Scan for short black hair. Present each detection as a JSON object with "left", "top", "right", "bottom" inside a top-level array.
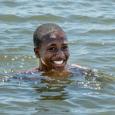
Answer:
[{"left": 33, "top": 23, "right": 65, "bottom": 48}]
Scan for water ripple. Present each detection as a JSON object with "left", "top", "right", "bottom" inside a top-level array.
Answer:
[
  {"left": 0, "top": 0, "right": 115, "bottom": 114},
  {"left": 0, "top": 14, "right": 65, "bottom": 22}
]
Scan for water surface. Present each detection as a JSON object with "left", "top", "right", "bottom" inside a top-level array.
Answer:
[{"left": 0, "top": 0, "right": 115, "bottom": 115}]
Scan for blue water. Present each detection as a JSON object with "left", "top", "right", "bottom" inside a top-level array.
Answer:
[{"left": 0, "top": 0, "right": 115, "bottom": 115}]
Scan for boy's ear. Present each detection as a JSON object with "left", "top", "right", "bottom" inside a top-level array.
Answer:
[{"left": 34, "top": 48, "right": 40, "bottom": 58}]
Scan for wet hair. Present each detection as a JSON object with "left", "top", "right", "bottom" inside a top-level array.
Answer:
[{"left": 33, "top": 23, "right": 65, "bottom": 48}]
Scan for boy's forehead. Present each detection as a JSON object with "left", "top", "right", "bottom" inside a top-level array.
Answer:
[
  {"left": 50, "top": 31, "right": 66, "bottom": 39},
  {"left": 42, "top": 37, "right": 67, "bottom": 44},
  {"left": 42, "top": 31, "right": 67, "bottom": 42}
]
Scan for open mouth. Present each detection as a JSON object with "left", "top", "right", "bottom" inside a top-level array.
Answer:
[{"left": 51, "top": 60, "right": 67, "bottom": 70}]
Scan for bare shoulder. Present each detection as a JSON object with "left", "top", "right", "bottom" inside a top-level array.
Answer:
[
  {"left": 70, "top": 64, "right": 95, "bottom": 77},
  {"left": 71, "top": 64, "right": 89, "bottom": 70}
]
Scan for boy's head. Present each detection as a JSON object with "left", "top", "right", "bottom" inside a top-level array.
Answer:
[{"left": 33, "top": 23, "right": 69, "bottom": 72}]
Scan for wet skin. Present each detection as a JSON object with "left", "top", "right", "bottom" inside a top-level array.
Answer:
[{"left": 34, "top": 30, "right": 70, "bottom": 74}]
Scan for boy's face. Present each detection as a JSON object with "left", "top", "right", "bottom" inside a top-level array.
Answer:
[{"left": 34, "top": 31, "right": 69, "bottom": 71}]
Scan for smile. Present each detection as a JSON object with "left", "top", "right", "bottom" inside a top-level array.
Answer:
[{"left": 53, "top": 60, "right": 64, "bottom": 65}]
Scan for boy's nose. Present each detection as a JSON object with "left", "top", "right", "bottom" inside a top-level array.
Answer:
[{"left": 56, "top": 50, "right": 65, "bottom": 59}]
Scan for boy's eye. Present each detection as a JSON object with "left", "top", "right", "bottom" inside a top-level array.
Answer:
[
  {"left": 62, "top": 45, "right": 68, "bottom": 50},
  {"left": 48, "top": 47, "right": 57, "bottom": 52}
]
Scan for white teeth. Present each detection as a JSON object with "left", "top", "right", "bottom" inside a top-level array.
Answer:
[{"left": 54, "top": 60, "right": 63, "bottom": 64}]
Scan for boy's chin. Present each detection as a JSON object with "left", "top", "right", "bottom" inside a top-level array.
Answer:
[
  {"left": 42, "top": 69, "right": 71, "bottom": 78},
  {"left": 53, "top": 66, "right": 65, "bottom": 72}
]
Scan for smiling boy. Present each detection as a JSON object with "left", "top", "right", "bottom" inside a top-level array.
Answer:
[{"left": 33, "top": 23, "right": 94, "bottom": 78}]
